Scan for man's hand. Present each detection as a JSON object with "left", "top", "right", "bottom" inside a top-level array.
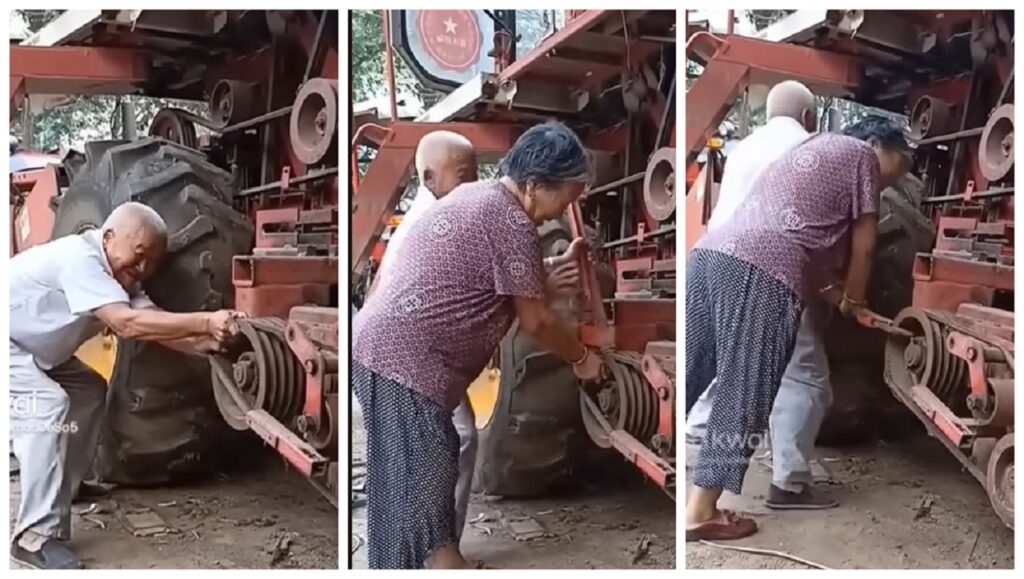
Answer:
[
  {"left": 543, "top": 237, "right": 588, "bottom": 298},
  {"left": 572, "top": 348, "right": 604, "bottom": 381},
  {"left": 566, "top": 237, "right": 587, "bottom": 260},
  {"left": 193, "top": 336, "right": 227, "bottom": 355},
  {"left": 206, "top": 310, "right": 247, "bottom": 342},
  {"left": 545, "top": 260, "right": 580, "bottom": 297}
]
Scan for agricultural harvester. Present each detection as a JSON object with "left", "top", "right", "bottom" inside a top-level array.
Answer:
[
  {"left": 9, "top": 10, "right": 339, "bottom": 505},
  {"left": 351, "top": 10, "right": 677, "bottom": 497},
  {"left": 686, "top": 9, "right": 1013, "bottom": 527}
]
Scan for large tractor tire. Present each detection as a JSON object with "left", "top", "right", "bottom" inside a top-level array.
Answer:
[
  {"left": 50, "top": 139, "right": 254, "bottom": 485},
  {"left": 820, "top": 174, "right": 935, "bottom": 444},
  {"left": 473, "top": 219, "right": 612, "bottom": 497}
]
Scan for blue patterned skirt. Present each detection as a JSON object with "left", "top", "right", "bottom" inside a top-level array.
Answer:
[
  {"left": 353, "top": 362, "right": 461, "bottom": 569},
  {"left": 685, "top": 249, "right": 803, "bottom": 494}
]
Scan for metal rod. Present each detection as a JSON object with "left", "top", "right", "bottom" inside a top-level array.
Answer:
[
  {"left": 260, "top": 42, "right": 277, "bottom": 186},
  {"left": 620, "top": 117, "right": 634, "bottom": 239},
  {"left": 303, "top": 10, "right": 328, "bottom": 84},
  {"left": 922, "top": 187, "right": 1015, "bottom": 205},
  {"left": 914, "top": 127, "right": 985, "bottom": 146},
  {"left": 997, "top": 68, "right": 1014, "bottom": 107},
  {"left": 601, "top": 225, "right": 675, "bottom": 249},
  {"left": 639, "top": 35, "right": 676, "bottom": 43},
  {"left": 221, "top": 106, "right": 293, "bottom": 135},
  {"left": 655, "top": 75, "right": 676, "bottom": 149},
  {"left": 945, "top": 68, "right": 978, "bottom": 198},
  {"left": 122, "top": 96, "right": 137, "bottom": 140},
  {"left": 382, "top": 11, "right": 399, "bottom": 123},
  {"left": 239, "top": 167, "right": 340, "bottom": 197},
  {"left": 587, "top": 171, "right": 646, "bottom": 196},
  {"left": 568, "top": 201, "right": 609, "bottom": 330}
]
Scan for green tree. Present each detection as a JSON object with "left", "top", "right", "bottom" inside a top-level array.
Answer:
[{"left": 349, "top": 10, "right": 422, "bottom": 104}]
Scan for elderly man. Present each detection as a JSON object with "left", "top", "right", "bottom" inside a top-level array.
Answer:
[
  {"left": 372, "top": 130, "right": 581, "bottom": 549},
  {"left": 687, "top": 80, "right": 840, "bottom": 510},
  {"left": 10, "top": 202, "right": 242, "bottom": 569}
]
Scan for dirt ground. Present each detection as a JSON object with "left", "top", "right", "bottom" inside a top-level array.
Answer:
[
  {"left": 685, "top": 433, "right": 1014, "bottom": 570},
  {"left": 350, "top": 403, "right": 676, "bottom": 569},
  {"left": 9, "top": 446, "right": 338, "bottom": 570}
]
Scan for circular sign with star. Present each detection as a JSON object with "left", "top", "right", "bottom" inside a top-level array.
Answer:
[{"left": 416, "top": 10, "right": 482, "bottom": 73}]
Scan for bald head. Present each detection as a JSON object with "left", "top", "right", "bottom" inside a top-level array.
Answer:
[
  {"left": 415, "top": 131, "right": 478, "bottom": 198},
  {"left": 766, "top": 81, "right": 817, "bottom": 131},
  {"left": 101, "top": 202, "right": 168, "bottom": 290},
  {"left": 102, "top": 202, "right": 168, "bottom": 239}
]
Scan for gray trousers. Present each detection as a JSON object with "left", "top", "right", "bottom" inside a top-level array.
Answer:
[
  {"left": 685, "top": 303, "right": 832, "bottom": 491},
  {"left": 10, "top": 344, "right": 105, "bottom": 541},
  {"left": 452, "top": 395, "right": 477, "bottom": 541}
]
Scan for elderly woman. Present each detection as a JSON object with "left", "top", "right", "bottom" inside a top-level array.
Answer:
[
  {"left": 685, "top": 116, "right": 910, "bottom": 541},
  {"left": 353, "top": 121, "right": 604, "bottom": 569}
]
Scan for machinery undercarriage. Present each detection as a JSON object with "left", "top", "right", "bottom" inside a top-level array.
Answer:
[{"left": 685, "top": 9, "right": 1013, "bottom": 527}]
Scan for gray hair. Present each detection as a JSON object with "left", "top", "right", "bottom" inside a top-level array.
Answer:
[
  {"left": 498, "top": 121, "right": 591, "bottom": 186},
  {"left": 101, "top": 202, "right": 168, "bottom": 239}
]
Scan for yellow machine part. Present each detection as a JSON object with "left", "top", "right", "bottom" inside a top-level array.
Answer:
[
  {"left": 75, "top": 333, "right": 117, "bottom": 382},
  {"left": 466, "top": 367, "right": 500, "bottom": 429}
]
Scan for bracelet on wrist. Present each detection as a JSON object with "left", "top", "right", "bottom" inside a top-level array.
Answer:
[
  {"left": 842, "top": 294, "right": 866, "bottom": 306},
  {"left": 570, "top": 346, "right": 589, "bottom": 366}
]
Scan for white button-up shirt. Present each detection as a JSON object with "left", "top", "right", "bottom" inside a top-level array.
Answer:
[
  {"left": 10, "top": 229, "right": 155, "bottom": 369},
  {"left": 707, "top": 116, "right": 811, "bottom": 232}
]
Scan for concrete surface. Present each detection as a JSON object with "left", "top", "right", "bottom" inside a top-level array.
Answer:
[
  {"left": 350, "top": 401, "right": 676, "bottom": 569},
  {"left": 685, "top": 433, "right": 1014, "bottom": 569},
  {"left": 9, "top": 446, "right": 338, "bottom": 570}
]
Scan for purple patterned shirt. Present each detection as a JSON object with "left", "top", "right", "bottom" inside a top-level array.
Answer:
[
  {"left": 698, "top": 133, "right": 881, "bottom": 299},
  {"left": 353, "top": 180, "right": 546, "bottom": 411}
]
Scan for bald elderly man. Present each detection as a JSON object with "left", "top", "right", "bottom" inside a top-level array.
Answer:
[
  {"left": 687, "top": 80, "right": 839, "bottom": 510},
  {"left": 10, "top": 202, "right": 242, "bottom": 569}
]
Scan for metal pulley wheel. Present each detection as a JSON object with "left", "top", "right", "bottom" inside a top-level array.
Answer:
[
  {"left": 580, "top": 352, "right": 659, "bottom": 449},
  {"left": 909, "top": 96, "right": 953, "bottom": 139},
  {"left": 979, "top": 104, "right": 1014, "bottom": 182},
  {"left": 209, "top": 79, "right": 257, "bottom": 127},
  {"left": 303, "top": 379, "right": 338, "bottom": 452},
  {"left": 290, "top": 77, "right": 339, "bottom": 165},
  {"left": 884, "top": 308, "right": 967, "bottom": 406},
  {"left": 210, "top": 317, "right": 305, "bottom": 431},
  {"left": 149, "top": 108, "right": 198, "bottom": 149},
  {"left": 643, "top": 147, "right": 676, "bottom": 222},
  {"left": 986, "top": 433, "right": 1014, "bottom": 529}
]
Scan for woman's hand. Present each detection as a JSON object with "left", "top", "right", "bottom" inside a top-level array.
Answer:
[
  {"left": 819, "top": 283, "right": 844, "bottom": 308},
  {"left": 838, "top": 295, "right": 867, "bottom": 318},
  {"left": 572, "top": 348, "right": 604, "bottom": 381}
]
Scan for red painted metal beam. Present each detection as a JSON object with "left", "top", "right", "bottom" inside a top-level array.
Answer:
[
  {"left": 350, "top": 121, "right": 521, "bottom": 277},
  {"left": 498, "top": 10, "right": 612, "bottom": 82},
  {"left": 685, "top": 32, "right": 862, "bottom": 164},
  {"left": 9, "top": 45, "right": 151, "bottom": 107}
]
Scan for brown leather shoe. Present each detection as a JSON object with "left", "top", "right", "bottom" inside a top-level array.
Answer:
[{"left": 685, "top": 510, "right": 758, "bottom": 542}]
